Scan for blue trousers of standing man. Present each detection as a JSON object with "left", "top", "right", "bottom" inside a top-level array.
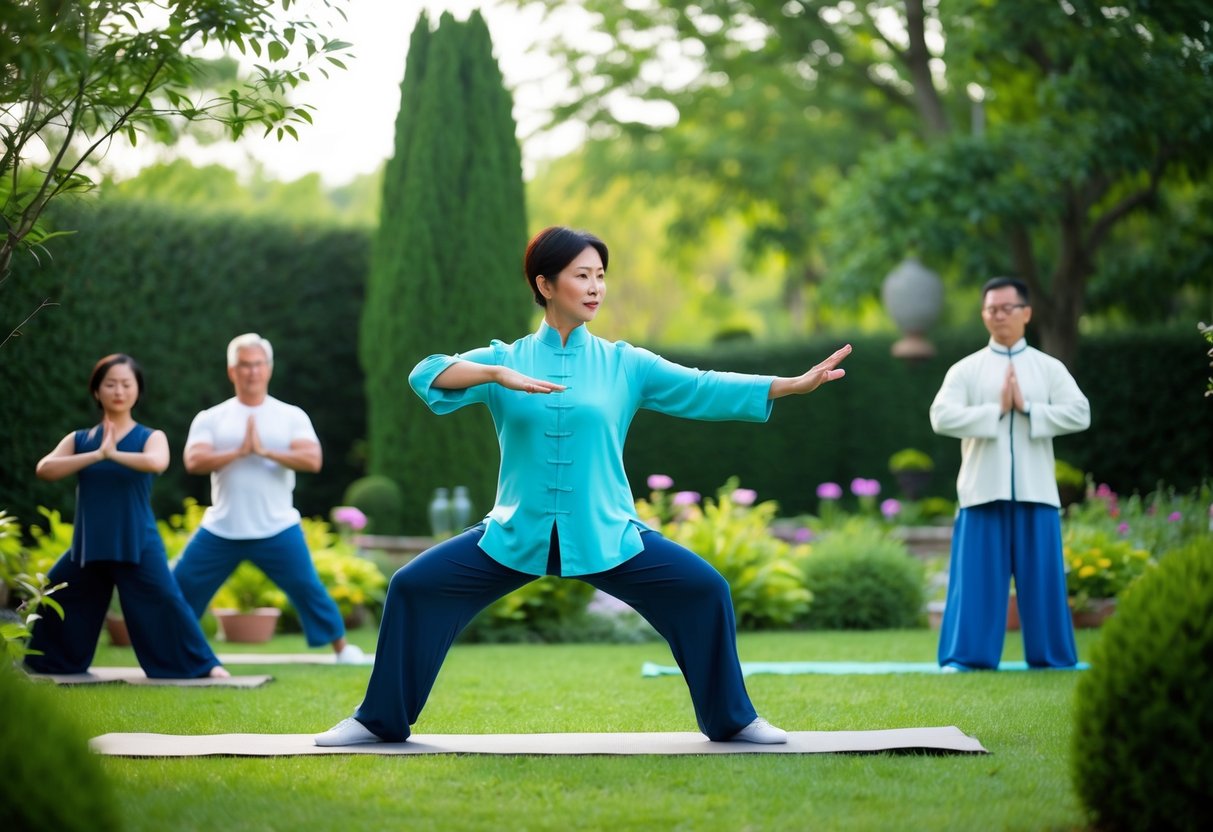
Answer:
[
  {"left": 938, "top": 500, "right": 1078, "bottom": 669},
  {"left": 354, "top": 524, "right": 758, "bottom": 742},
  {"left": 173, "top": 525, "right": 345, "bottom": 647}
]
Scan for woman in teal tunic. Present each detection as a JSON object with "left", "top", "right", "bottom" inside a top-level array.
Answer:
[
  {"left": 24, "top": 354, "right": 228, "bottom": 679},
  {"left": 316, "top": 227, "right": 850, "bottom": 746}
]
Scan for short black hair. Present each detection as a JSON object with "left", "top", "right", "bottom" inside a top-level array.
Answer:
[
  {"left": 981, "top": 276, "right": 1029, "bottom": 304},
  {"left": 89, "top": 354, "right": 144, "bottom": 408},
  {"left": 523, "top": 226, "right": 609, "bottom": 307}
]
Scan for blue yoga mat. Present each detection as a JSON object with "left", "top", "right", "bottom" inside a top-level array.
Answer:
[{"left": 641, "top": 661, "right": 1090, "bottom": 677}]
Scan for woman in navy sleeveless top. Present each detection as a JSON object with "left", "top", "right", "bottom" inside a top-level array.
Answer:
[{"left": 24, "top": 354, "right": 227, "bottom": 679}]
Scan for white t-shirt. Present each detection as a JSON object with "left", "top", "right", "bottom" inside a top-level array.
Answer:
[{"left": 185, "top": 395, "right": 320, "bottom": 539}]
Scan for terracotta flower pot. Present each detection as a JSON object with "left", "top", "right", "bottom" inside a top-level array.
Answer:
[
  {"left": 1072, "top": 597, "right": 1117, "bottom": 628},
  {"left": 214, "top": 608, "right": 281, "bottom": 643},
  {"left": 1006, "top": 593, "right": 1021, "bottom": 631},
  {"left": 105, "top": 613, "right": 131, "bottom": 647}
]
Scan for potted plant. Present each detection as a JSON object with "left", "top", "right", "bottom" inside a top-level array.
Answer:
[
  {"left": 888, "top": 448, "right": 934, "bottom": 500},
  {"left": 211, "top": 563, "right": 287, "bottom": 643},
  {"left": 1064, "top": 527, "right": 1151, "bottom": 627}
]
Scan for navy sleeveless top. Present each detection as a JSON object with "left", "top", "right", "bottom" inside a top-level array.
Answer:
[{"left": 70, "top": 424, "right": 165, "bottom": 566}]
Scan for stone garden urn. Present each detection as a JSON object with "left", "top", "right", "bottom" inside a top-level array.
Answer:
[{"left": 882, "top": 258, "right": 944, "bottom": 359}]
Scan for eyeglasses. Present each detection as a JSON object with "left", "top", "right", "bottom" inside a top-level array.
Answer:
[{"left": 982, "top": 303, "right": 1027, "bottom": 317}]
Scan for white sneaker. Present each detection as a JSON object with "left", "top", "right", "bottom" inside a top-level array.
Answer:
[
  {"left": 334, "top": 644, "right": 368, "bottom": 665},
  {"left": 314, "top": 717, "right": 382, "bottom": 746},
  {"left": 731, "top": 716, "right": 788, "bottom": 744}
]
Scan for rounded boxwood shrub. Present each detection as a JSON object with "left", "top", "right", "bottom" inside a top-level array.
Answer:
[
  {"left": 1072, "top": 536, "right": 1213, "bottom": 832},
  {"left": 0, "top": 667, "right": 120, "bottom": 830},
  {"left": 799, "top": 518, "right": 925, "bottom": 630},
  {"left": 341, "top": 475, "right": 404, "bottom": 535}
]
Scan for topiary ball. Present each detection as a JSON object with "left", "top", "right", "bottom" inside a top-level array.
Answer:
[
  {"left": 0, "top": 667, "right": 120, "bottom": 830},
  {"left": 800, "top": 519, "right": 925, "bottom": 630},
  {"left": 1071, "top": 536, "right": 1213, "bottom": 832},
  {"left": 341, "top": 475, "right": 404, "bottom": 535}
]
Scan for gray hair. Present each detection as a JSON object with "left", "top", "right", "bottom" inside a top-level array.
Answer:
[{"left": 226, "top": 333, "right": 274, "bottom": 368}]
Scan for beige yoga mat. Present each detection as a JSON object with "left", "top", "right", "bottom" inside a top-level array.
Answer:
[
  {"left": 90, "top": 726, "right": 987, "bottom": 757},
  {"left": 29, "top": 667, "right": 272, "bottom": 687},
  {"left": 216, "top": 653, "right": 375, "bottom": 665}
]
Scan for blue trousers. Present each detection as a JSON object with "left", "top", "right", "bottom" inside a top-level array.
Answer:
[
  {"left": 173, "top": 526, "right": 345, "bottom": 648},
  {"left": 354, "top": 525, "right": 758, "bottom": 742},
  {"left": 25, "top": 552, "right": 220, "bottom": 678},
  {"left": 938, "top": 501, "right": 1078, "bottom": 669}
]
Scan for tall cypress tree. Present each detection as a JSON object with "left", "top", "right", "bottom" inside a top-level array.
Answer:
[{"left": 361, "top": 12, "right": 529, "bottom": 532}]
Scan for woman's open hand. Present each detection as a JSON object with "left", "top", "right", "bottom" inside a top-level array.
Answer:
[
  {"left": 497, "top": 367, "right": 567, "bottom": 395},
  {"left": 769, "top": 344, "right": 852, "bottom": 399}
]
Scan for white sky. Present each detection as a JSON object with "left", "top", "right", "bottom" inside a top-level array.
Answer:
[{"left": 105, "top": 0, "right": 590, "bottom": 184}]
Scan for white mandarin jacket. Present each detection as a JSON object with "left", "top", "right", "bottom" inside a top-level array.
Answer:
[{"left": 929, "top": 338, "right": 1090, "bottom": 509}]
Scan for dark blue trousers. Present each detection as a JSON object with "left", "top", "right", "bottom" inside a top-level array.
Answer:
[
  {"left": 173, "top": 526, "right": 345, "bottom": 647},
  {"left": 938, "top": 500, "right": 1078, "bottom": 669},
  {"left": 25, "top": 552, "right": 220, "bottom": 678},
  {"left": 354, "top": 525, "right": 758, "bottom": 742}
]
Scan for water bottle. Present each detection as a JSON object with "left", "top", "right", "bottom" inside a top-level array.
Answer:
[
  {"left": 428, "top": 487, "right": 452, "bottom": 539},
  {"left": 451, "top": 485, "right": 472, "bottom": 530}
]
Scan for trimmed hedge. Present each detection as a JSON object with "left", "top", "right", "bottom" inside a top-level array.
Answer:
[
  {"left": 0, "top": 200, "right": 369, "bottom": 526},
  {"left": 1072, "top": 537, "right": 1213, "bottom": 831}
]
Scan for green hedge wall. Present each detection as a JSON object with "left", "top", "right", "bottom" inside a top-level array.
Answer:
[
  {"left": 1, "top": 199, "right": 1206, "bottom": 531},
  {"left": 623, "top": 327, "right": 1212, "bottom": 517},
  {"left": 0, "top": 200, "right": 369, "bottom": 527}
]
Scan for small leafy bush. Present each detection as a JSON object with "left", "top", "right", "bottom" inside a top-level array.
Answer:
[
  {"left": 342, "top": 475, "right": 404, "bottom": 534},
  {"left": 798, "top": 517, "right": 925, "bottom": 630},
  {"left": 1072, "top": 536, "right": 1213, "bottom": 832},
  {"left": 460, "top": 576, "right": 598, "bottom": 643},
  {"left": 1063, "top": 526, "right": 1151, "bottom": 611},
  {"left": 0, "top": 667, "right": 121, "bottom": 831},
  {"left": 888, "top": 448, "right": 933, "bottom": 473},
  {"left": 638, "top": 478, "right": 812, "bottom": 630}
]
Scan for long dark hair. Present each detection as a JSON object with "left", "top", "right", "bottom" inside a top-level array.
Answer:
[
  {"left": 523, "top": 226, "right": 609, "bottom": 307},
  {"left": 89, "top": 354, "right": 144, "bottom": 409}
]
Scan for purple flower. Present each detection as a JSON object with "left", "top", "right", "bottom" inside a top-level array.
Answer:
[
  {"left": 1167, "top": 511, "right": 1182, "bottom": 523},
  {"left": 1117, "top": 522, "right": 1131, "bottom": 535},
  {"left": 851, "top": 477, "right": 881, "bottom": 497},
  {"left": 673, "top": 491, "right": 701, "bottom": 506},
  {"left": 816, "top": 482, "right": 843, "bottom": 500},
  {"left": 793, "top": 527, "right": 814, "bottom": 543},
  {"left": 880, "top": 498, "right": 902, "bottom": 518},
  {"left": 647, "top": 474, "right": 674, "bottom": 491},
  {"left": 332, "top": 506, "right": 368, "bottom": 531},
  {"left": 731, "top": 488, "right": 757, "bottom": 506}
]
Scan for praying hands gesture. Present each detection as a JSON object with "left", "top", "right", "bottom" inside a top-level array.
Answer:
[{"left": 1001, "top": 364, "right": 1026, "bottom": 415}]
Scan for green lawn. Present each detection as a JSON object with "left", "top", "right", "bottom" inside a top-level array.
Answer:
[{"left": 58, "top": 628, "right": 1099, "bottom": 831}]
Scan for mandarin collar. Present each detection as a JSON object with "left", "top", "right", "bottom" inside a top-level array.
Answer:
[
  {"left": 987, "top": 337, "right": 1027, "bottom": 356},
  {"left": 536, "top": 320, "right": 591, "bottom": 349}
]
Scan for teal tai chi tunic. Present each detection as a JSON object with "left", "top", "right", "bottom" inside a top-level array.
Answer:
[{"left": 409, "top": 320, "right": 776, "bottom": 575}]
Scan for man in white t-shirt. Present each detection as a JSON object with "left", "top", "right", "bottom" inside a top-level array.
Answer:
[{"left": 172, "top": 333, "right": 366, "bottom": 664}]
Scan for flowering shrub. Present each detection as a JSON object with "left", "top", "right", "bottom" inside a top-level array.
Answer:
[
  {"left": 638, "top": 476, "right": 811, "bottom": 629},
  {"left": 1065, "top": 482, "right": 1211, "bottom": 561},
  {"left": 1064, "top": 526, "right": 1152, "bottom": 612}
]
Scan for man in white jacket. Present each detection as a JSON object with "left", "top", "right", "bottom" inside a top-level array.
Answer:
[{"left": 930, "top": 278, "right": 1090, "bottom": 670}]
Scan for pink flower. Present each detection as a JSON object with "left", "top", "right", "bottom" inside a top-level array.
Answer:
[
  {"left": 1117, "top": 522, "right": 1130, "bottom": 535},
  {"left": 332, "top": 506, "right": 368, "bottom": 531},
  {"left": 1167, "top": 511, "right": 1182, "bottom": 523},
  {"left": 673, "top": 491, "right": 701, "bottom": 506},
  {"left": 793, "top": 527, "right": 814, "bottom": 543},
  {"left": 816, "top": 482, "right": 843, "bottom": 500},
  {"left": 647, "top": 474, "right": 674, "bottom": 491},
  {"left": 880, "top": 498, "right": 902, "bottom": 518},
  {"left": 850, "top": 478, "right": 881, "bottom": 497},
  {"left": 1095, "top": 483, "right": 1114, "bottom": 499},
  {"left": 731, "top": 488, "right": 757, "bottom": 506}
]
